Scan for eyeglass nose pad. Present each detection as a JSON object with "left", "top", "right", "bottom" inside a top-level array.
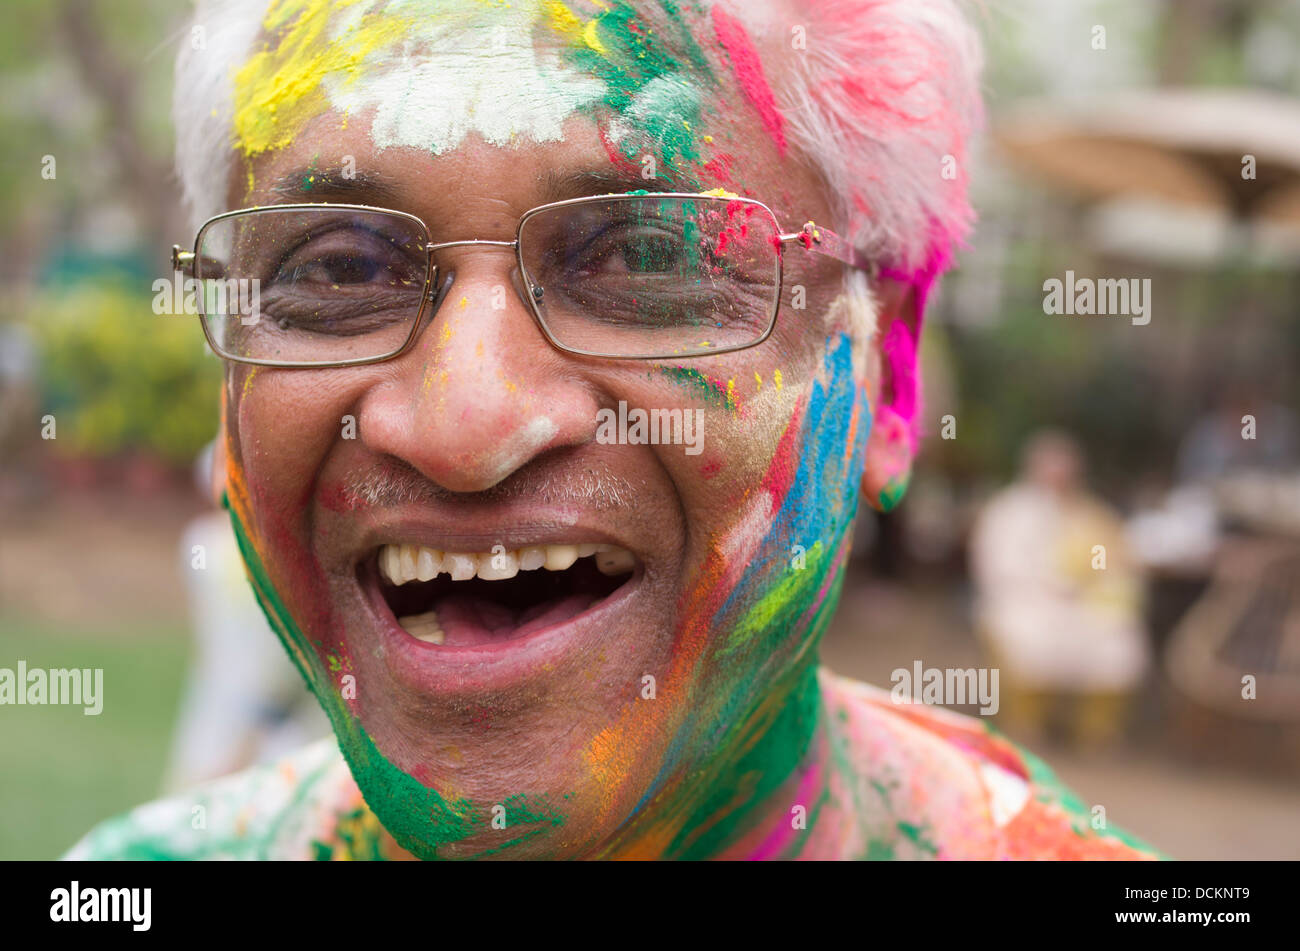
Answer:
[
  {"left": 507, "top": 265, "right": 540, "bottom": 311},
  {"left": 427, "top": 264, "right": 455, "bottom": 311}
]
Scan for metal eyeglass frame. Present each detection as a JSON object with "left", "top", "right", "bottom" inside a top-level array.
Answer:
[{"left": 171, "top": 192, "right": 878, "bottom": 368}]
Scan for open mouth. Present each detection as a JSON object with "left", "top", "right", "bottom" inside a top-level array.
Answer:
[{"left": 370, "top": 543, "right": 638, "bottom": 648}]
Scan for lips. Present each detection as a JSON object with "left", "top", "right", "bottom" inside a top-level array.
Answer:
[{"left": 367, "top": 539, "right": 639, "bottom": 649}]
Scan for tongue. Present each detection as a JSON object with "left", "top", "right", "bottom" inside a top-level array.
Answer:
[{"left": 431, "top": 592, "right": 595, "bottom": 647}]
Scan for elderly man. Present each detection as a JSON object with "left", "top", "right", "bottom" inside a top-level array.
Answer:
[{"left": 69, "top": 0, "right": 1158, "bottom": 860}]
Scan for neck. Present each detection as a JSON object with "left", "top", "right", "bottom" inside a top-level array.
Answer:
[
  {"left": 712, "top": 665, "right": 857, "bottom": 860},
  {"left": 599, "top": 654, "right": 846, "bottom": 860}
]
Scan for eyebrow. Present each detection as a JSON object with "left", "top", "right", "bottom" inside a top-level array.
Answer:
[
  {"left": 262, "top": 164, "right": 681, "bottom": 211},
  {"left": 265, "top": 167, "right": 407, "bottom": 206},
  {"left": 540, "top": 168, "right": 681, "bottom": 203}
]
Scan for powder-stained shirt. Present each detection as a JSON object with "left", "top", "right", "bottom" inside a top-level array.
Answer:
[{"left": 64, "top": 670, "right": 1163, "bottom": 861}]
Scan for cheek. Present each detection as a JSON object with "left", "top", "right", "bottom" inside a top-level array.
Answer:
[
  {"left": 224, "top": 368, "right": 361, "bottom": 646},
  {"left": 229, "top": 370, "right": 348, "bottom": 505},
  {"left": 647, "top": 358, "right": 801, "bottom": 539},
  {"left": 697, "top": 333, "right": 871, "bottom": 661}
]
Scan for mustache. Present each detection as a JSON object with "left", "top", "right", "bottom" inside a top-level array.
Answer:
[{"left": 345, "top": 460, "right": 639, "bottom": 512}]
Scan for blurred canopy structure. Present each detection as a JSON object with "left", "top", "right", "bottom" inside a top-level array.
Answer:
[{"left": 996, "top": 90, "right": 1300, "bottom": 237}]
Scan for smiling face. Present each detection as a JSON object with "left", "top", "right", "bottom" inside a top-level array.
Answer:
[{"left": 215, "top": 0, "right": 916, "bottom": 859}]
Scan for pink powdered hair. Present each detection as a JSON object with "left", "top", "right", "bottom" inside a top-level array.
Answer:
[{"left": 759, "top": 0, "right": 985, "bottom": 442}]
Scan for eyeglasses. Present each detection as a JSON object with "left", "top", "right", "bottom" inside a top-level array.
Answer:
[{"left": 171, "top": 193, "right": 876, "bottom": 367}]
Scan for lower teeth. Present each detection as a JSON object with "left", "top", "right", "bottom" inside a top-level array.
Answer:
[{"left": 397, "top": 609, "right": 444, "bottom": 644}]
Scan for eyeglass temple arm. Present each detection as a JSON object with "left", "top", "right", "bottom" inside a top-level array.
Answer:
[{"left": 779, "top": 223, "right": 877, "bottom": 279}]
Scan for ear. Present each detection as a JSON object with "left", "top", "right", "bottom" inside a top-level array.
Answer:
[{"left": 861, "top": 277, "right": 921, "bottom": 513}]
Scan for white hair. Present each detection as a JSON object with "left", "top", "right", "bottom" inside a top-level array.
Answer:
[{"left": 173, "top": 0, "right": 983, "bottom": 273}]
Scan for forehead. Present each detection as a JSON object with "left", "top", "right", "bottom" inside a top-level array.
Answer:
[{"left": 230, "top": 0, "right": 799, "bottom": 200}]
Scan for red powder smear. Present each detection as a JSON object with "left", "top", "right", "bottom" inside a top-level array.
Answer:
[
  {"left": 317, "top": 482, "right": 355, "bottom": 513},
  {"left": 711, "top": 6, "right": 787, "bottom": 155},
  {"left": 701, "top": 151, "right": 733, "bottom": 182},
  {"left": 700, "top": 458, "right": 723, "bottom": 478},
  {"left": 597, "top": 122, "right": 640, "bottom": 177},
  {"left": 759, "top": 394, "right": 807, "bottom": 517},
  {"left": 1003, "top": 800, "right": 1158, "bottom": 860}
]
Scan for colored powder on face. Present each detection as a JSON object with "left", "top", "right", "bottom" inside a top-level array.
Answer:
[
  {"left": 542, "top": 0, "right": 607, "bottom": 55},
  {"left": 331, "top": 1, "right": 609, "bottom": 157},
  {"left": 588, "top": 334, "right": 871, "bottom": 859},
  {"left": 234, "top": 0, "right": 746, "bottom": 194},
  {"left": 709, "top": 5, "right": 786, "bottom": 155},
  {"left": 221, "top": 484, "right": 567, "bottom": 859},
  {"left": 560, "top": 1, "right": 716, "bottom": 169},
  {"left": 715, "top": 541, "right": 825, "bottom": 657},
  {"left": 672, "top": 336, "right": 868, "bottom": 856},
  {"left": 232, "top": 0, "right": 409, "bottom": 158},
  {"left": 656, "top": 365, "right": 736, "bottom": 411},
  {"left": 234, "top": 0, "right": 611, "bottom": 164}
]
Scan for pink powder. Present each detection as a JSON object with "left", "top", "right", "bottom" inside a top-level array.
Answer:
[
  {"left": 711, "top": 6, "right": 787, "bottom": 155},
  {"left": 881, "top": 233, "right": 954, "bottom": 448}
]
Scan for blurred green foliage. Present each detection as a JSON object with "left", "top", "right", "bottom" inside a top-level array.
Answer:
[{"left": 30, "top": 279, "right": 221, "bottom": 464}]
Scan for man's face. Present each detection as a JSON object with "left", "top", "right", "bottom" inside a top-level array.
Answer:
[{"left": 219, "top": 0, "right": 901, "bottom": 858}]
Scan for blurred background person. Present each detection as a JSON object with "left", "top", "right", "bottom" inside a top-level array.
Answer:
[{"left": 969, "top": 430, "right": 1151, "bottom": 747}]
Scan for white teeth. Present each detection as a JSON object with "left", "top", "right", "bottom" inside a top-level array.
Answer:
[
  {"left": 400, "top": 544, "right": 418, "bottom": 580},
  {"left": 595, "top": 547, "right": 637, "bottom": 576},
  {"left": 445, "top": 552, "right": 477, "bottom": 581},
  {"left": 398, "top": 609, "right": 444, "bottom": 644},
  {"left": 416, "top": 547, "right": 440, "bottom": 582},
  {"left": 381, "top": 545, "right": 403, "bottom": 585},
  {"left": 379, "top": 542, "right": 636, "bottom": 583},
  {"left": 477, "top": 549, "right": 519, "bottom": 580},
  {"left": 544, "top": 545, "right": 579, "bottom": 571}
]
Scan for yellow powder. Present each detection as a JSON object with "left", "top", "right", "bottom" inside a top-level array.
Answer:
[{"left": 232, "top": 0, "right": 412, "bottom": 159}]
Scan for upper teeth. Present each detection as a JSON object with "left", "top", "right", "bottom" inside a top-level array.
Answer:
[{"left": 378, "top": 543, "right": 636, "bottom": 585}]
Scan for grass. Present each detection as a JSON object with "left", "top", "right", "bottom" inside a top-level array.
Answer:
[{"left": 0, "top": 614, "right": 190, "bottom": 859}]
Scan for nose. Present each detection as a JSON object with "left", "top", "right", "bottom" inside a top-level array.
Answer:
[{"left": 356, "top": 248, "right": 598, "bottom": 494}]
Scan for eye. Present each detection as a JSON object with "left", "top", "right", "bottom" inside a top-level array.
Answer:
[
  {"left": 272, "top": 227, "right": 419, "bottom": 288},
  {"left": 575, "top": 227, "right": 686, "bottom": 278}
]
